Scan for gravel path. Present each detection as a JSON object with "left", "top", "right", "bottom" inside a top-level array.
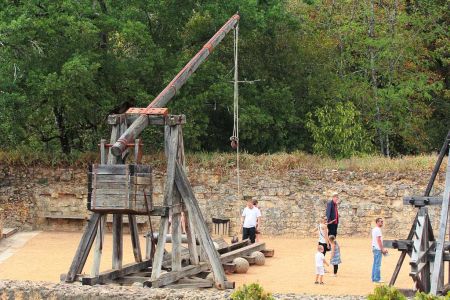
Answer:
[{"left": 0, "top": 280, "right": 368, "bottom": 299}]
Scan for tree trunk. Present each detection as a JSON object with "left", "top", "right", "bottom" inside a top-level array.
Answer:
[
  {"left": 53, "top": 106, "right": 71, "bottom": 154},
  {"left": 367, "top": 0, "right": 385, "bottom": 156}
]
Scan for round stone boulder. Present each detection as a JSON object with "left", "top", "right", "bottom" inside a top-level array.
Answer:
[
  {"left": 233, "top": 257, "right": 250, "bottom": 273},
  {"left": 251, "top": 251, "right": 266, "bottom": 266}
]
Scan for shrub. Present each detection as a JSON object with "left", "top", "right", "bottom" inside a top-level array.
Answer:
[
  {"left": 367, "top": 285, "right": 407, "bottom": 300},
  {"left": 414, "top": 291, "right": 450, "bottom": 300},
  {"left": 231, "top": 283, "right": 275, "bottom": 300}
]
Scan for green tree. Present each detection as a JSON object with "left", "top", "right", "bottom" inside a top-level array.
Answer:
[{"left": 306, "top": 101, "right": 373, "bottom": 158}]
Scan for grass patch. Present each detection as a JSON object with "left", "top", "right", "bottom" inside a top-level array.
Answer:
[{"left": 0, "top": 149, "right": 442, "bottom": 173}]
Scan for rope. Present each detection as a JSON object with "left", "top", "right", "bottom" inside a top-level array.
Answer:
[{"left": 232, "top": 24, "right": 240, "bottom": 201}]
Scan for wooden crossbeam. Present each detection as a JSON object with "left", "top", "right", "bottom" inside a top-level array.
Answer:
[
  {"left": 403, "top": 196, "right": 443, "bottom": 207},
  {"left": 144, "top": 263, "right": 210, "bottom": 288},
  {"left": 82, "top": 260, "right": 152, "bottom": 285}
]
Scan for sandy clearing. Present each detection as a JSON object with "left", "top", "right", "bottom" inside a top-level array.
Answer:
[{"left": 0, "top": 232, "right": 416, "bottom": 295}]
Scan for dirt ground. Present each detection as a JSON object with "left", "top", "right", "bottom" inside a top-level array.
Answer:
[{"left": 0, "top": 232, "right": 416, "bottom": 295}]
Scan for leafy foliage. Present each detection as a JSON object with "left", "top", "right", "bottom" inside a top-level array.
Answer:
[
  {"left": 231, "top": 283, "right": 275, "bottom": 300},
  {"left": 414, "top": 291, "right": 450, "bottom": 300},
  {"left": 306, "top": 102, "right": 373, "bottom": 158},
  {"left": 0, "top": 1, "right": 448, "bottom": 156},
  {"left": 367, "top": 285, "right": 407, "bottom": 300}
]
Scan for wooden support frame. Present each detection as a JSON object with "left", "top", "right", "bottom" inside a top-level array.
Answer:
[
  {"left": 430, "top": 149, "right": 450, "bottom": 294},
  {"left": 385, "top": 131, "right": 450, "bottom": 295},
  {"left": 67, "top": 119, "right": 233, "bottom": 289}
]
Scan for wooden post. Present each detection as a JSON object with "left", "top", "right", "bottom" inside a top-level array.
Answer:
[
  {"left": 129, "top": 214, "right": 142, "bottom": 262},
  {"left": 177, "top": 126, "right": 198, "bottom": 265},
  {"left": 91, "top": 214, "right": 106, "bottom": 276},
  {"left": 100, "top": 139, "right": 107, "bottom": 164},
  {"left": 430, "top": 149, "right": 450, "bottom": 294},
  {"left": 112, "top": 214, "right": 123, "bottom": 269},
  {"left": 66, "top": 213, "right": 100, "bottom": 282},
  {"left": 150, "top": 125, "right": 179, "bottom": 280},
  {"left": 174, "top": 162, "right": 227, "bottom": 289}
]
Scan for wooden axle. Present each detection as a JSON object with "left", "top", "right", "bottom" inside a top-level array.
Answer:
[{"left": 404, "top": 196, "right": 443, "bottom": 207}]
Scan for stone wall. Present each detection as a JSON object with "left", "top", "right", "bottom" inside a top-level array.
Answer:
[
  {"left": 0, "top": 164, "right": 445, "bottom": 238},
  {"left": 0, "top": 207, "right": 3, "bottom": 239}
]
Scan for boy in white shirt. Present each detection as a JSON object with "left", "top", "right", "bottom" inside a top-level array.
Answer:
[
  {"left": 315, "top": 244, "right": 329, "bottom": 284},
  {"left": 240, "top": 200, "right": 261, "bottom": 243}
]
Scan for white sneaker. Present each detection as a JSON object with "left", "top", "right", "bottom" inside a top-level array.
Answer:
[{"left": 373, "top": 280, "right": 385, "bottom": 284}]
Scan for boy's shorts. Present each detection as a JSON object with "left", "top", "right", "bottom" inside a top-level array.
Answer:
[{"left": 316, "top": 266, "right": 324, "bottom": 275}]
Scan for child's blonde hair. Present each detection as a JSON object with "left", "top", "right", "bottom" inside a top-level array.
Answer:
[{"left": 329, "top": 235, "right": 336, "bottom": 242}]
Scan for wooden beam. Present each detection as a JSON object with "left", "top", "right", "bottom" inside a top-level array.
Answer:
[
  {"left": 129, "top": 214, "right": 142, "bottom": 262},
  {"left": 112, "top": 214, "right": 123, "bottom": 269},
  {"left": 430, "top": 149, "right": 450, "bottom": 295},
  {"left": 91, "top": 214, "right": 106, "bottom": 277},
  {"left": 144, "top": 263, "right": 210, "bottom": 288},
  {"left": 424, "top": 131, "right": 450, "bottom": 196},
  {"left": 403, "top": 196, "right": 443, "bottom": 207},
  {"left": 217, "top": 239, "right": 251, "bottom": 254},
  {"left": 151, "top": 125, "right": 179, "bottom": 280},
  {"left": 174, "top": 162, "right": 227, "bottom": 289},
  {"left": 220, "top": 242, "right": 266, "bottom": 263},
  {"left": 82, "top": 260, "right": 152, "bottom": 285},
  {"left": 66, "top": 213, "right": 100, "bottom": 282}
]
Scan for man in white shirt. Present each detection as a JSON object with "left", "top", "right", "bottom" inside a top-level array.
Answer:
[
  {"left": 240, "top": 200, "right": 261, "bottom": 243},
  {"left": 371, "top": 217, "right": 388, "bottom": 283}
]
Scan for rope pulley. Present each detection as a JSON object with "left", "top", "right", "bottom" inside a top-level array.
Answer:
[{"left": 230, "top": 136, "right": 239, "bottom": 149}]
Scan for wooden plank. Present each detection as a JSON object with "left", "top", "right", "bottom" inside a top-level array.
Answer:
[
  {"left": 169, "top": 137, "right": 181, "bottom": 272},
  {"left": 92, "top": 206, "right": 168, "bottom": 216},
  {"left": 403, "top": 196, "right": 443, "bottom": 207},
  {"left": 174, "top": 162, "right": 227, "bottom": 289},
  {"left": 100, "top": 139, "right": 107, "bottom": 164},
  {"left": 44, "top": 215, "right": 87, "bottom": 220},
  {"left": 172, "top": 192, "right": 182, "bottom": 272},
  {"left": 421, "top": 209, "right": 431, "bottom": 292},
  {"left": 430, "top": 149, "right": 450, "bottom": 295},
  {"left": 184, "top": 210, "right": 199, "bottom": 265},
  {"left": 91, "top": 214, "right": 106, "bottom": 277},
  {"left": 112, "top": 214, "right": 123, "bottom": 269},
  {"left": 171, "top": 126, "right": 183, "bottom": 272},
  {"left": 145, "top": 263, "right": 210, "bottom": 288},
  {"left": 66, "top": 213, "right": 100, "bottom": 282},
  {"left": 219, "top": 242, "right": 266, "bottom": 263},
  {"left": 410, "top": 216, "right": 425, "bottom": 266},
  {"left": 129, "top": 214, "right": 142, "bottom": 263},
  {"left": 1, "top": 228, "right": 18, "bottom": 238}
]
